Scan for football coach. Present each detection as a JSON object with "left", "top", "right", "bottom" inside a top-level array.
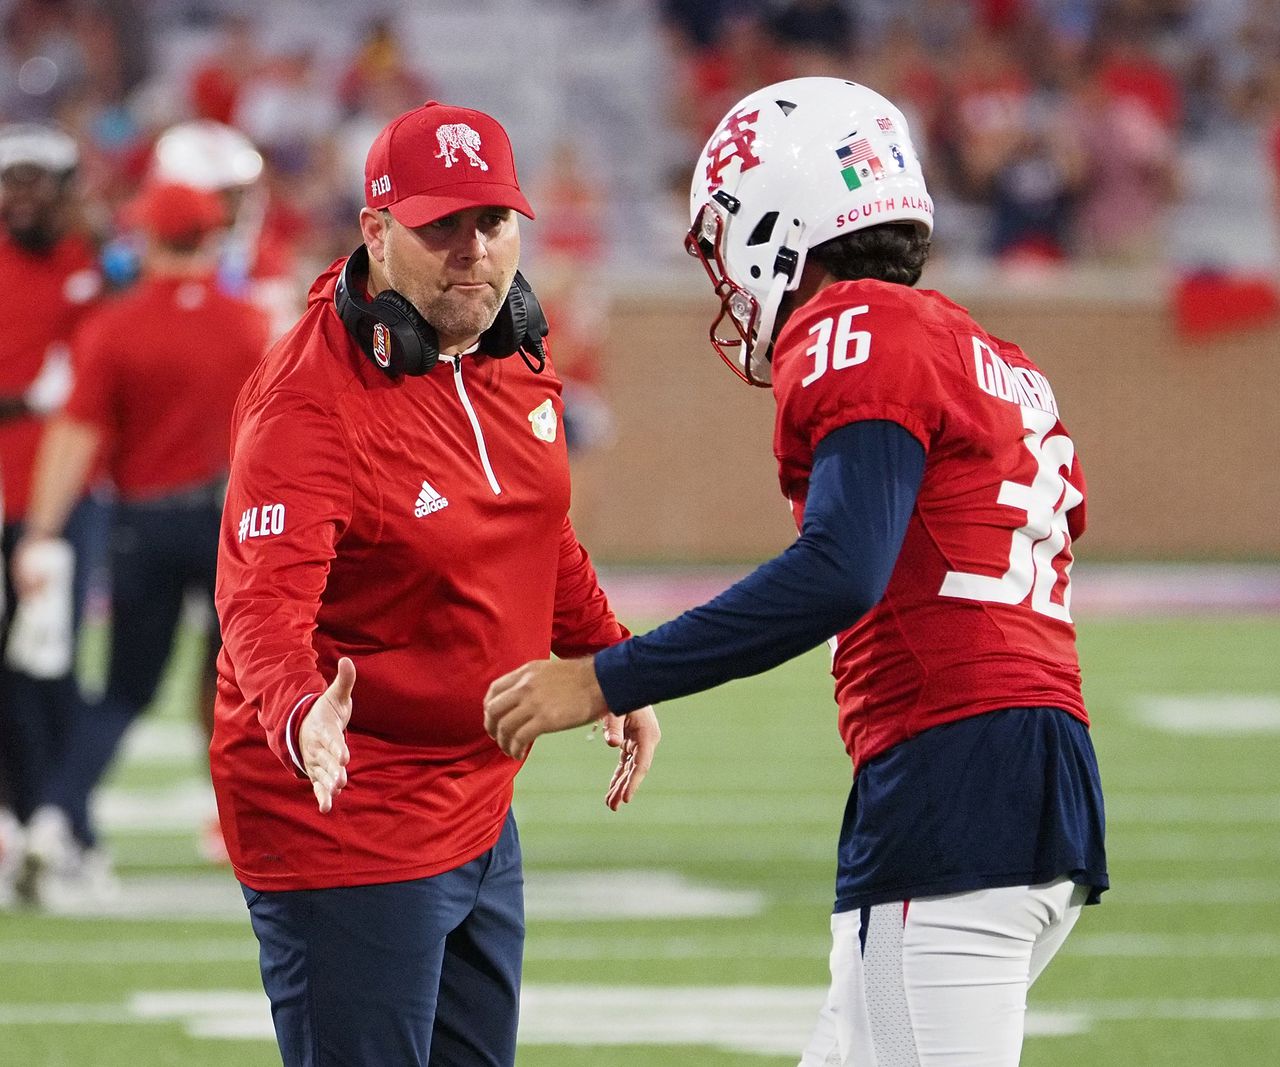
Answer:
[{"left": 212, "top": 100, "right": 659, "bottom": 1067}]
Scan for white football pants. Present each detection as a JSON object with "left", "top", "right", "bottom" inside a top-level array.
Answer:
[{"left": 798, "top": 877, "right": 1087, "bottom": 1067}]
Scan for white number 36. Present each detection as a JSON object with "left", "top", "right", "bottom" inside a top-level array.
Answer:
[{"left": 801, "top": 304, "right": 871, "bottom": 387}]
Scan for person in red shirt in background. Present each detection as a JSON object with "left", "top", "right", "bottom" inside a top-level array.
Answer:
[
  {"left": 530, "top": 140, "right": 616, "bottom": 459},
  {"left": 0, "top": 123, "right": 104, "bottom": 906},
  {"left": 213, "top": 100, "right": 659, "bottom": 1066},
  {"left": 149, "top": 119, "right": 301, "bottom": 338},
  {"left": 187, "top": 12, "right": 261, "bottom": 127},
  {"left": 11, "top": 181, "right": 269, "bottom": 907}
]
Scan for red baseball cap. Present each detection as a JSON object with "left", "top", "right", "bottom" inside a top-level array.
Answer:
[
  {"left": 123, "top": 181, "right": 226, "bottom": 241},
  {"left": 364, "top": 100, "right": 534, "bottom": 227}
]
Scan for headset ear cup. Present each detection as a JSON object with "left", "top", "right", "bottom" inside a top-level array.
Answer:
[
  {"left": 478, "top": 271, "right": 549, "bottom": 364},
  {"left": 371, "top": 290, "right": 439, "bottom": 376},
  {"left": 332, "top": 245, "right": 441, "bottom": 377},
  {"left": 479, "top": 287, "right": 521, "bottom": 358}
]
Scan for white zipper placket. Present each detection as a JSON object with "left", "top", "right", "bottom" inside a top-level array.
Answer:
[{"left": 449, "top": 357, "right": 502, "bottom": 496}]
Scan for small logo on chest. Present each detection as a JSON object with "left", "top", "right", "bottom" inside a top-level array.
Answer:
[
  {"left": 528, "top": 398, "right": 557, "bottom": 443},
  {"left": 414, "top": 479, "right": 449, "bottom": 517}
]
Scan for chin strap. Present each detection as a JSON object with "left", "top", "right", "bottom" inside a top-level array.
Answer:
[{"left": 748, "top": 221, "right": 807, "bottom": 385}]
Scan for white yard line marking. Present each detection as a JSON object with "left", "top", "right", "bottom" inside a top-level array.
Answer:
[
  {"left": 96, "top": 782, "right": 217, "bottom": 833},
  {"left": 1069, "top": 934, "right": 1280, "bottom": 957},
  {"left": 116, "top": 719, "right": 205, "bottom": 764},
  {"left": 5, "top": 989, "right": 1280, "bottom": 1051},
  {"left": 528, "top": 870, "right": 763, "bottom": 919},
  {"left": 17, "top": 869, "right": 764, "bottom": 923},
  {"left": 1134, "top": 694, "right": 1280, "bottom": 734},
  {"left": 0, "top": 939, "right": 256, "bottom": 964}
]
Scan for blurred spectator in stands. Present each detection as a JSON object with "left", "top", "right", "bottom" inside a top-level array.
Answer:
[
  {"left": 1269, "top": 67, "right": 1280, "bottom": 233},
  {"left": 978, "top": 21, "right": 1088, "bottom": 263},
  {"left": 1095, "top": 17, "right": 1184, "bottom": 131},
  {"left": 187, "top": 12, "right": 261, "bottom": 126},
  {"left": 530, "top": 139, "right": 616, "bottom": 458},
  {"left": 1067, "top": 54, "right": 1179, "bottom": 262},
  {"left": 659, "top": 0, "right": 764, "bottom": 51},
  {"left": 670, "top": 10, "right": 793, "bottom": 154},
  {"left": 1, "top": 0, "right": 83, "bottom": 122},
  {"left": 329, "top": 16, "right": 434, "bottom": 262},
  {"left": 858, "top": 19, "right": 948, "bottom": 184},
  {"left": 232, "top": 43, "right": 337, "bottom": 181},
  {"left": 985, "top": 112, "right": 1085, "bottom": 263},
  {"left": 768, "top": 0, "right": 856, "bottom": 77},
  {"left": 901, "top": 0, "right": 973, "bottom": 54},
  {"left": 0, "top": 123, "right": 104, "bottom": 906},
  {"left": 949, "top": 28, "right": 1035, "bottom": 203},
  {"left": 337, "top": 17, "right": 431, "bottom": 118}
]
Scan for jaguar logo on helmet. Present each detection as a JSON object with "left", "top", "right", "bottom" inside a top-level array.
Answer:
[{"left": 686, "top": 77, "right": 934, "bottom": 388}]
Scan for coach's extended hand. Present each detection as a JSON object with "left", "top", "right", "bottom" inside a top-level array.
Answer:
[
  {"left": 485, "top": 658, "right": 660, "bottom": 807},
  {"left": 300, "top": 657, "right": 355, "bottom": 814}
]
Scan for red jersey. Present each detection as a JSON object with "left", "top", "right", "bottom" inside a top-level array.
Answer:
[
  {"left": 64, "top": 275, "right": 268, "bottom": 500},
  {"left": 0, "top": 232, "right": 102, "bottom": 519},
  {"left": 213, "top": 259, "right": 626, "bottom": 891},
  {"left": 772, "top": 280, "right": 1088, "bottom": 770}
]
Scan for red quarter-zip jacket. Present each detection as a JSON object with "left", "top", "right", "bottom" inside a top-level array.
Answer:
[{"left": 212, "top": 258, "right": 626, "bottom": 890}]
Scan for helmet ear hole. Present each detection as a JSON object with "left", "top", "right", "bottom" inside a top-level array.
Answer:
[{"left": 746, "top": 211, "right": 779, "bottom": 247}]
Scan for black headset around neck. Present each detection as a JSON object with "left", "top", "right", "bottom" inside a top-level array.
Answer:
[{"left": 333, "top": 245, "right": 548, "bottom": 377}]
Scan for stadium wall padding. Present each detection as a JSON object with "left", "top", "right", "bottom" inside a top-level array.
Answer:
[{"left": 568, "top": 292, "right": 1279, "bottom": 562}]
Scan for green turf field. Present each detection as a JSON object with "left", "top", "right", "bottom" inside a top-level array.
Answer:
[{"left": 2, "top": 613, "right": 1278, "bottom": 1065}]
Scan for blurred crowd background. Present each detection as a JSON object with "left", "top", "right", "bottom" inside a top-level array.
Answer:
[{"left": 2, "top": 0, "right": 1278, "bottom": 300}]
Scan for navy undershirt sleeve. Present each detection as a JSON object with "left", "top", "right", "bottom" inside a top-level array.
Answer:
[{"left": 593, "top": 419, "right": 926, "bottom": 713}]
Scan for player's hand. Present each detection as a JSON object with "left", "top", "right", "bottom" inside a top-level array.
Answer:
[
  {"left": 484, "top": 656, "right": 608, "bottom": 760},
  {"left": 601, "top": 706, "right": 660, "bottom": 811},
  {"left": 299, "top": 657, "right": 355, "bottom": 814},
  {"left": 11, "top": 534, "right": 60, "bottom": 598}
]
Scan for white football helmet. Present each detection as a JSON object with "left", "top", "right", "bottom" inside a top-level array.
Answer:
[
  {"left": 0, "top": 124, "right": 78, "bottom": 175},
  {"left": 687, "top": 77, "right": 933, "bottom": 386},
  {"left": 151, "top": 120, "right": 263, "bottom": 191}
]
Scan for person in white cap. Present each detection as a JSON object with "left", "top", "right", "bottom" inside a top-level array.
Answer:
[
  {"left": 0, "top": 123, "right": 103, "bottom": 907},
  {"left": 150, "top": 119, "right": 298, "bottom": 337},
  {"left": 213, "top": 100, "right": 660, "bottom": 1066},
  {"left": 485, "top": 77, "right": 1108, "bottom": 1066}
]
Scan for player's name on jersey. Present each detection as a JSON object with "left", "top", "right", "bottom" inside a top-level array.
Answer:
[{"left": 970, "top": 338, "right": 1059, "bottom": 417}]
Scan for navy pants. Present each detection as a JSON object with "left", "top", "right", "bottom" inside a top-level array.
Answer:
[
  {"left": 0, "top": 496, "right": 108, "bottom": 830},
  {"left": 243, "top": 811, "right": 525, "bottom": 1066},
  {"left": 37, "top": 487, "right": 220, "bottom": 844}
]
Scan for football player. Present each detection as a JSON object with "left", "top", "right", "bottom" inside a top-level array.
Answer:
[{"left": 485, "top": 77, "right": 1107, "bottom": 1065}]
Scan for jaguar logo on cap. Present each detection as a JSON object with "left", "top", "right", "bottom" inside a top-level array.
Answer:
[
  {"left": 363, "top": 101, "right": 534, "bottom": 226},
  {"left": 434, "top": 123, "right": 488, "bottom": 171}
]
